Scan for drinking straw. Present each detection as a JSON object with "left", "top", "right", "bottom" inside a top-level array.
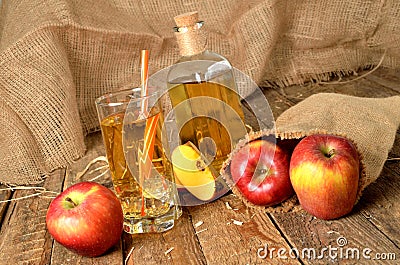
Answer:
[
  {"left": 140, "top": 49, "right": 149, "bottom": 116},
  {"left": 138, "top": 49, "right": 160, "bottom": 216},
  {"left": 139, "top": 49, "right": 157, "bottom": 160}
]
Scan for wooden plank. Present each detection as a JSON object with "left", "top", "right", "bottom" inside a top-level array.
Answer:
[
  {"left": 51, "top": 239, "right": 123, "bottom": 265},
  {"left": 0, "top": 185, "right": 12, "bottom": 225},
  {"left": 0, "top": 169, "right": 64, "bottom": 265},
  {"left": 364, "top": 68, "right": 400, "bottom": 94},
  {"left": 187, "top": 194, "right": 300, "bottom": 264},
  {"left": 160, "top": 209, "right": 207, "bottom": 265},
  {"left": 270, "top": 67, "right": 400, "bottom": 109},
  {"left": 360, "top": 131, "right": 400, "bottom": 247},
  {"left": 270, "top": 210, "right": 399, "bottom": 264},
  {"left": 123, "top": 231, "right": 171, "bottom": 265},
  {"left": 259, "top": 87, "right": 295, "bottom": 119},
  {"left": 357, "top": 165, "right": 400, "bottom": 247},
  {"left": 123, "top": 209, "right": 207, "bottom": 265}
]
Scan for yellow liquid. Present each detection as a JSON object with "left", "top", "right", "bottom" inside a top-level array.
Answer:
[
  {"left": 100, "top": 112, "right": 173, "bottom": 218},
  {"left": 168, "top": 81, "right": 246, "bottom": 172}
]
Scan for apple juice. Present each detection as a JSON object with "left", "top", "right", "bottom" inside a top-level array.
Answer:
[
  {"left": 100, "top": 112, "right": 175, "bottom": 219},
  {"left": 168, "top": 81, "right": 246, "bottom": 172}
]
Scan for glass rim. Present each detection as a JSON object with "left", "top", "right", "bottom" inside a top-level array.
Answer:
[{"left": 95, "top": 87, "right": 162, "bottom": 107}]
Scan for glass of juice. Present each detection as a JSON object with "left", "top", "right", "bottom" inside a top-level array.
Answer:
[{"left": 95, "top": 87, "right": 182, "bottom": 234}]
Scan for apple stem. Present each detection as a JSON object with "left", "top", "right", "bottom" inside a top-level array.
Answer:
[
  {"left": 327, "top": 148, "right": 335, "bottom": 158},
  {"left": 65, "top": 197, "right": 78, "bottom": 207}
]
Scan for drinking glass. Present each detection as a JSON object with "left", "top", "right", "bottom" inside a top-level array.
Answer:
[{"left": 95, "top": 87, "right": 182, "bottom": 234}]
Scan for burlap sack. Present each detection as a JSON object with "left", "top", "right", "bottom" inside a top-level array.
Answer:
[
  {"left": 1, "top": 0, "right": 400, "bottom": 184},
  {"left": 221, "top": 93, "right": 400, "bottom": 212}
]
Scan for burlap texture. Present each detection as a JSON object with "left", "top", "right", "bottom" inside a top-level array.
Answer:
[
  {"left": 221, "top": 94, "right": 400, "bottom": 212},
  {"left": 1, "top": 0, "right": 400, "bottom": 184}
]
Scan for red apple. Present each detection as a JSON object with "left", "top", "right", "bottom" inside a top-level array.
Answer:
[
  {"left": 46, "top": 182, "right": 124, "bottom": 257},
  {"left": 230, "top": 139, "right": 294, "bottom": 206},
  {"left": 290, "top": 134, "right": 359, "bottom": 220}
]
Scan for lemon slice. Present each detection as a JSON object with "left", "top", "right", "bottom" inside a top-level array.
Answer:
[{"left": 171, "top": 143, "right": 216, "bottom": 201}]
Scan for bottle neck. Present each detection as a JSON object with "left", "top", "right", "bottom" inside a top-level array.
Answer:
[{"left": 174, "top": 21, "right": 207, "bottom": 57}]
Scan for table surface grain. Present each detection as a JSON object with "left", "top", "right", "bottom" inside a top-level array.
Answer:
[{"left": 0, "top": 67, "right": 399, "bottom": 265}]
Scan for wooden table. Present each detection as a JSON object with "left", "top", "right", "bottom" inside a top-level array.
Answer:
[{"left": 0, "top": 68, "right": 399, "bottom": 265}]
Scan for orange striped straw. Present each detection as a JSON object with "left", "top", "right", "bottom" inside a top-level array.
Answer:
[
  {"left": 140, "top": 50, "right": 149, "bottom": 116},
  {"left": 138, "top": 49, "right": 161, "bottom": 216}
]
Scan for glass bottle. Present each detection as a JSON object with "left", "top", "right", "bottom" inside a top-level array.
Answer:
[{"left": 167, "top": 11, "right": 247, "bottom": 191}]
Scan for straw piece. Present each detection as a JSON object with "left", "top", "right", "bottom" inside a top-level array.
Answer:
[{"left": 164, "top": 247, "right": 174, "bottom": 256}]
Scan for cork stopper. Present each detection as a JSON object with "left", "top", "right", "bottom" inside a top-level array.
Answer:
[
  {"left": 174, "top": 11, "right": 199, "bottom": 28},
  {"left": 173, "top": 11, "right": 207, "bottom": 57}
]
